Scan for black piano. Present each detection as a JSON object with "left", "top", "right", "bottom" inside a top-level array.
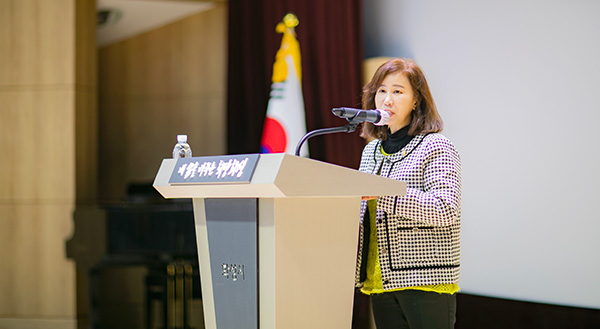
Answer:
[{"left": 67, "top": 183, "right": 202, "bottom": 329}]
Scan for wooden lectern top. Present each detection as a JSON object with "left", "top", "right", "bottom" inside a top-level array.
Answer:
[{"left": 153, "top": 153, "right": 406, "bottom": 199}]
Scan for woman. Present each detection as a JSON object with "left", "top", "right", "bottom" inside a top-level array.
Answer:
[{"left": 356, "top": 58, "right": 461, "bottom": 329}]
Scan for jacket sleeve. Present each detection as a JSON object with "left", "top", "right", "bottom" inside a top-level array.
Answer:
[{"left": 379, "top": 135, "right": 462, "bottom": 227}]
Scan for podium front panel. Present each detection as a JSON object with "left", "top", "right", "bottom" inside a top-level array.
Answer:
[{"left": 197, "top": 198, "right": 259, "bottom": 329}]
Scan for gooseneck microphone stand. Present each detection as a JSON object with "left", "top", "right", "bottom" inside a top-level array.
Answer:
[{"left": 294, "top": 115, "right": 362, "bottom": 157}]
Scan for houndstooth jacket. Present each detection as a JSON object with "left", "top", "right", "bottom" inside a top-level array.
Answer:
[{"left": 355, "top": 133, "right": 462, "bottom": 290}]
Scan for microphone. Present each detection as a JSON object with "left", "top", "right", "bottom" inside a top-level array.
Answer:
[{"left": 332, "top": 107, "right": 390, "bottom": 126}]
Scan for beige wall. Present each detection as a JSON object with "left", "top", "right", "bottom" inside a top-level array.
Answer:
[
  {"left": 0, "top": 0, "right": 97, "bottom": 328},
  {"left": 98, "top": 3, "right": 228, "bottom": 202},
  {"left": 0, "top": 0, "right": 227, "bottom": 327}
]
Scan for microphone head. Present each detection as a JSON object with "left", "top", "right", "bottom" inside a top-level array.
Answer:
[
  {"left": 332, "top": 107, "right": 390, "bottom": 125},
  {"left": 374, "top": 109, "right": 390, "bottom": 126}
]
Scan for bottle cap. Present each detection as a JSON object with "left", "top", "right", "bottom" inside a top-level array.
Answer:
[{"left": 177, "top": 135, "right": 188, "bottom": 143}]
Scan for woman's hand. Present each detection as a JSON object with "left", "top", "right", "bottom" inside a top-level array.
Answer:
[{"left": 361, "top": 196, "right": 379, "bottom": 201}]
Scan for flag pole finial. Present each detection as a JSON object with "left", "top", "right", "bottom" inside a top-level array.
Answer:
[
  {"left": 283, "top": 13, "right": 299, "bottom": 28},
  {"left": 277, "top": 13, "right": 299, "bottom": 33}
]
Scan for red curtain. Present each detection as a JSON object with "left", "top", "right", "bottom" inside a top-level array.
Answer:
[{"left": 227, "top": 0, "right": 365, "bottom": 169}]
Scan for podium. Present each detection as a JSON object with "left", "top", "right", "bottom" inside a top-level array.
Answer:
[{"left": 153, "top": 153, "right": 406, "bottom": 329}]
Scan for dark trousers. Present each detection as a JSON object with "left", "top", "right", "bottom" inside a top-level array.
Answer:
[{"left": 371, "top": 290, "right": 456, "bottom": 329}]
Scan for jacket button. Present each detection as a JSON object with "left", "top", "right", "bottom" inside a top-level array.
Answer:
[
  {"left": 385, "top": 158, "right": 391, "bottom": 164},
  {"left": 382, "top": 279, "right": 389, "bottom": 285}
]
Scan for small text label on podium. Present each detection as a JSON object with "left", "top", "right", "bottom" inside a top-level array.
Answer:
[
  {"left": 222, "top": 263, "right": 246, "bottom": 281},
  {"left": 169, "top": 154, "right": 259, "bottom": 184}
]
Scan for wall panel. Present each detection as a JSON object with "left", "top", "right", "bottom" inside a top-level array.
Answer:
[
  {"left": 0, "top": 90, "right": 75, "bottom": 202},
  {"left": 0, "top": 0, "right": 74, "bottom": 86},
  {"left": 98, "top": 3, "right": 227, "bottom": 202},
  {"left": 0, "top": 0, "right": 96, "bottom": 327}
]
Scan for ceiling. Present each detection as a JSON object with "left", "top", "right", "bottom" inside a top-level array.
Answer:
[{"left": 97, "top": 0, "right": 216, "bottom": 47}]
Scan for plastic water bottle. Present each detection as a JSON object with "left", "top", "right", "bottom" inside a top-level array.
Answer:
[{"left": 172, "top": 135, "right": 192, "bottom": 159}]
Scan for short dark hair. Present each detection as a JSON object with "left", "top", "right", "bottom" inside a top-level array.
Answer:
[{"left": 361, "top": 58, "right": 443, "bottom": 140}]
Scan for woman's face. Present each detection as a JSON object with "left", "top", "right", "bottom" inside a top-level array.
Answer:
[{"left": 374, "top": 72, "right": 416, "bottom": 133}]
